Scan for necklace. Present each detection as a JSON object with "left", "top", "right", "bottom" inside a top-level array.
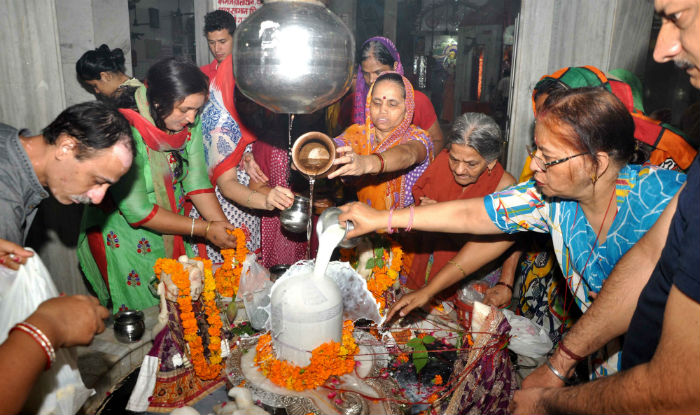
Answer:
[{"left": 566, "top": 185, "right": 618, "bottom": 301}]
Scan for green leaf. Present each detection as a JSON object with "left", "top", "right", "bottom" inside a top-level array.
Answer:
[
  {"left": 422, "top": 335, "right": 436, "bottom": 344},
  {"left": 365, "top": 258, "right": 375, "bottom": 269},
  {"left": 374, "top": 246, "right": 384, "bottom": 258},
  {"left": 406, "top": 337, "right": 424, "bottom": 349},
  {"left": 413, "top": 347, "right": 429, "bottom": 373},
  {"left": 375, "top": 259, "right": 385, "bottom": 268}
]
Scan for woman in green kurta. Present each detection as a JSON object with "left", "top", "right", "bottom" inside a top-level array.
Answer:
[{"left": 78, "top": 57, "right": 237, "bottom": 313}]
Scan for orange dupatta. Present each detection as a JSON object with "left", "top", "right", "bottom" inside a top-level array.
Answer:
[{"left": 337, "top": 72, "right": 433, "bottom": 210}]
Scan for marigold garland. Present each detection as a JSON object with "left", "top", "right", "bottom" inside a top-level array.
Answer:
[
  {"left": 254, "top": 320, "right": 358, "bottom": 391},
  {"left": 340, "top": 239, "right": 403, "bottom": 312},
  {"left": 366, "top": 241, "right": 403, "bottom": 312},
  {"left": 214, "top": 228, "right": 247, "bottom": 297},
  {"left": 153, "top": 258, "right": 223, "bottom": 380}
]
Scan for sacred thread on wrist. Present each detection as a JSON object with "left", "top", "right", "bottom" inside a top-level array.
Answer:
[
  {"left": 447, "top": 259, "right": 467, "bottom": 278},
  {"left": 405, "top": 205, "right": 415, "bottom": 232},
  {"left": 373, "top": 153, "right": 385, "bottom": 174},
  {"left": 558, "top": 340, "right": 585, "bottom": 361},
  {"left": 495, "top": 281, "right": 513, "bottom": 292},
  {"left": 387, "top": 208, "right": 395, "bottom": 234}
]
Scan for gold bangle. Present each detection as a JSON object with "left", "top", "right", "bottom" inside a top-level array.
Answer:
[
  {"left": 204, "top": 221, "right": 212, "bottom": 237},
  {"left": 246, "top": 189, "right": 258, "bottom": 207},
  {"left": 447, "top": 260, "right": 467, "bottom": 278}
]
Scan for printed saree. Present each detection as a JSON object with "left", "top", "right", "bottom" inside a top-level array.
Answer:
[
  {"left": 189, "top": 55, "right": 261, "bottom": 260},
  {"left": 484, "top": 164, "right": 686, "bottom": 376}
]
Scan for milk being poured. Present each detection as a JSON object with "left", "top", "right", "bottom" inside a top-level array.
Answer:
[{"left": 313, "top": 222, "right": 346, "bottom": 279}]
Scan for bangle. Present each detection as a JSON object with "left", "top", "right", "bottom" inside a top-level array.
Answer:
[
  {"left": 189, "top": 217, "right": 196, "bottom": 238},
  {"left": 495, "top": 281, "right": 513, "bottom": 292},
  {"left": 246, "top": 190, "right": 258, "bottom": 207},
  {"left": 373, "top": 153, "right": 385, "bottom": 174},
  {"left": 405, "top": 205, "right": 415, "bottom": 232},
  {"left": 11, "top": 322, "right": 56, "bottom": 370},
  {"left": 545, "top": 359, "right": 570, "bottom": 383},
  {"left": 387, "top": 208, "right": 395, "bottom": 234},
  {"left": 447, "top": 259, "right": 467, "bottom": 278},
  {"left": 558, "top": 340, "right": 585, "bottom": 361},
  {"left": 204, "top": 221, "right": 212, "bottom": 238}
]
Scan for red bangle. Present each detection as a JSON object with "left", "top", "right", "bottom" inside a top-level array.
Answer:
[
  {"left": 387, "top": 208, "right": 395, "bottom": 234},
  {"left": 373, "top": 153, "right": 385, "bottom": 174},
  {"left": 405, "top": 205, "right": 415, "bottom": 232},
  {"left": 558, "top": 340, "right": 584, "bottom": 361},
  {"left": 10, "top": 322, "right": 56, "bottom": 370}
]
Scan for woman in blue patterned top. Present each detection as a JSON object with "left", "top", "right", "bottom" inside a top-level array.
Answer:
[{"left": 340, "top": 87, "right": 686, "bottom": 377}]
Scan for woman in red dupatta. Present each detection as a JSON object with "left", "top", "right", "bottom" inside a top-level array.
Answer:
[
  {"left": 78, "top": 57, "right": 237, "bottom": 313},
  {"left": 330, "top": 72, "right": 434, "bottom": 209}
]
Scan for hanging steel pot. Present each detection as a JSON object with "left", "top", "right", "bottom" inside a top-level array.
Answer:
[{"left": 232, "top": 0, "right": 355, "bottom": 114}]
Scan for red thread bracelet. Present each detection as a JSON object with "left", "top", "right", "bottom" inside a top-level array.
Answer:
[
  {"left": 387, "top": 208, "right": 395, "bottom": 234},
  {"left": 495, "top": 281, "right": 513, "bottom": 291},
  {"left": 405, "top": 205, "right": 415, "bottom": 232},
  {"left": 373, "top": 153, "right": 385, "bottom": 174},
  {"left": 558, "top": 341, "right": 584, "bottom": 361}
]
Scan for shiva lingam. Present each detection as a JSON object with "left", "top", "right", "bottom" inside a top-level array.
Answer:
[{"left": 227, "top": 215, "right": 401, "bottom": 415}]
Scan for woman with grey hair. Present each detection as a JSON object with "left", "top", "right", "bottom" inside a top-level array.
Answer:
[{"left": 403, "top": 112, "right": 518, "bottom": 294}]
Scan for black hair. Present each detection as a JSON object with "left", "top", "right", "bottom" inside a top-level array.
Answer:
[
  {"left": 76, "top": 44, "right": 126, "bottom": 81},
  {"left": 360, "top": 40, "right": 396, "bottom": 67},
  {"left": 533, "top": 77, "right": 568, "bottom": 102},
  {"left": 537, "top": 87, "right": 635, "bottom": 167},
  {"left": 203, "top": 10, "right": 236, "bottom": 36},
  {"left": 145, "top": 57, "right": 209, "bottom": 131},
  {"left": 373, "top": 72, "right": 405, "bottom": 99},
  {"left": 42, "top": 101, "right": 134, "bottom": 159}
]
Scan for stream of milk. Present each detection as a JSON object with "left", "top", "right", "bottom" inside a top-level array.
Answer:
[{"left": 313, "top": 222, "right": 346, "bottom": 279}]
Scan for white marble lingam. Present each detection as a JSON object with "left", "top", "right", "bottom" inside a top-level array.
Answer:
[{"left": 268, "top": 219, "right": 347, "bottom": 366}]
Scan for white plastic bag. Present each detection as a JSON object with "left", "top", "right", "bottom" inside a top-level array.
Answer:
[
  {"left": 0, "top": 250, "right": 92, "bottom": 414},
  {"left": 238, "top": 254, "right": 273, "bottom": 330},
  {"left": 502, "top": 309, "right": 553, "bottom": 358}
]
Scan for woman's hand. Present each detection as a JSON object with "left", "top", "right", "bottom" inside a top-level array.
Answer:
[
  {"left": 338, "top": 202, "right": 386, "bottom": 239},
  {"left": 240, "top": 152, "right": 268, "bottom": 183},
  {"left": 483, "top": 284, "right": 513, "bottom": 308},
  {"left": 384, "top": 288, "right": 433, "bottom": 324},
  {"left": 205, "top": 221, "right": 237, "bottom": 249},
  {"left": 327, "top": 146, "right": 375, "bottom": 179},
  {"left": 0, "top": 239, "right": 33, "bottom": 270},
  {"left": 418, "top": 196, "right": 437, "bottom": 205},
  {"left": 265, "top": 186, "right": 294, "bottom": 210}
]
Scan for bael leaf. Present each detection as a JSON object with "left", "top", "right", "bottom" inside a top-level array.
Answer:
[
  {"left": 412, "top": 345, "right": 429, "bottom": 373},
  {"left": 375, "top": 259, "right": 385, "bottom": 268},
  {"left": 365, "top": 258, "right": 375, "bottom": 269},
  {"left": 422, "top": 335, "right": 436, "bottom": 344},
  {"left": 406, "top": 337, "right": 424, "bottom": 349},
  {"left": 374, "top": 246, "right": 384, "bottom": 258}
]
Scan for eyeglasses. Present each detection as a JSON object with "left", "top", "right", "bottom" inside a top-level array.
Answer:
[{"left": 527, "top": 146, "right": 590, "bottom": 172}]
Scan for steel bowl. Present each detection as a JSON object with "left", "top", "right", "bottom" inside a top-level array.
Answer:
[
  {"left": 232, "top": 0, "right": 355, "bottom": 114},
  {"left": 113, "top": 310, "right": 145, "bottom": 343}
]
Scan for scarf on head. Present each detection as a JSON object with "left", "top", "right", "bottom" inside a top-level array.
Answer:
[
  {"left": 353, "top": 37, "right": 405, "bottom": 125},
  {"left": 532, "top": 66, "right": 696, "bottom": 171},
  {"left": 118, "top": 85, "right": 191, "bottom": 258},
  {"left": 342, "top": 71, "right": 433, "bottom": 209}
]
